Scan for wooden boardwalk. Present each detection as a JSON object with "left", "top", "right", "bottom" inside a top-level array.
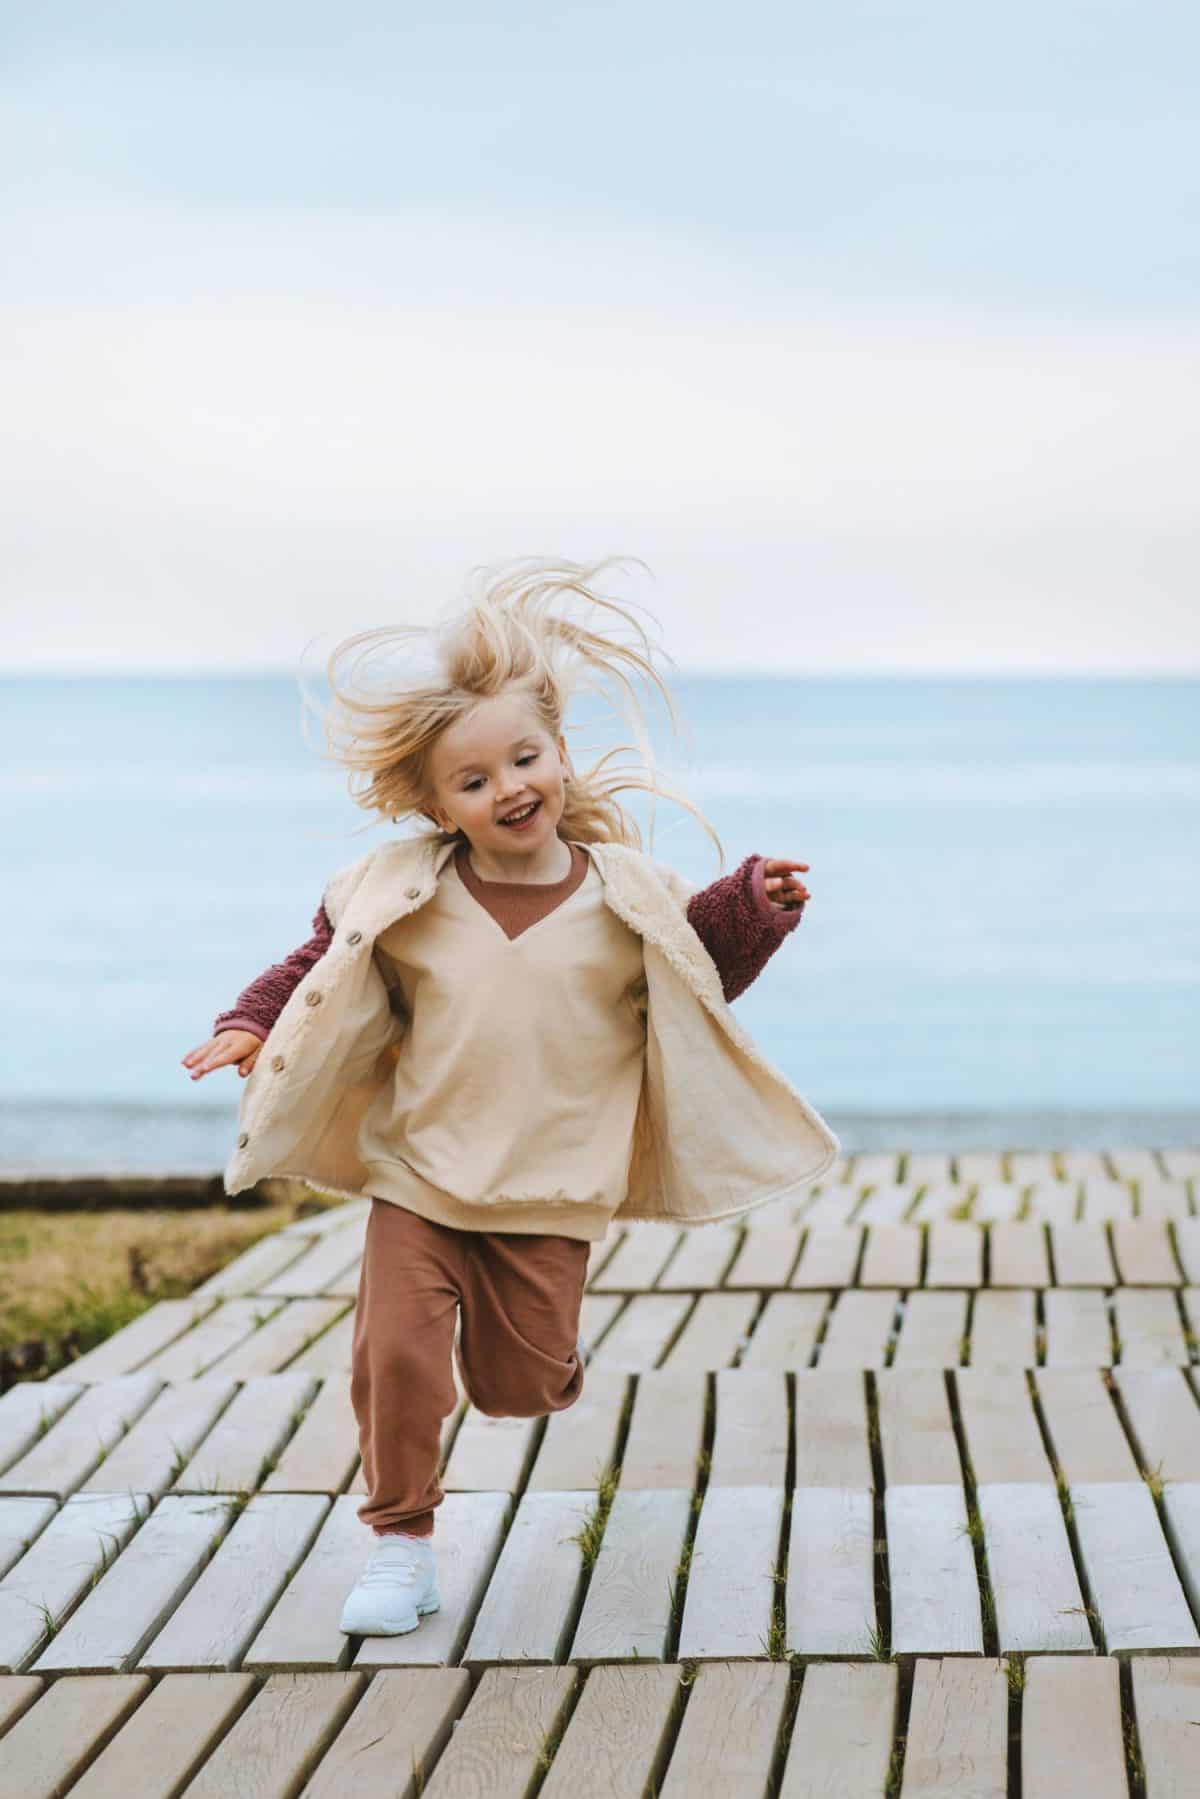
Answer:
[{"left": 2, "top": 1146, "right": 1200, "bottom": 1794}]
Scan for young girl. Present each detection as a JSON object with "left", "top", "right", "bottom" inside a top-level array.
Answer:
[{"left": 182, "top": 556, "right": 838, "bottom": 1638}]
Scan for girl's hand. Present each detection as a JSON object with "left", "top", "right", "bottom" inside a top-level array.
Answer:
[
  {"left": 762, "top": 858, "right": 810, "bottom": 910},
  {"left": 182, "top": 1029, "right": 264, "bottom": 1081}
]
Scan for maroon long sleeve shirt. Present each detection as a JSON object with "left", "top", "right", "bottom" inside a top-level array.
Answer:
[{"left": 214, "top": 850, "right": 803, "bottom": 1042}]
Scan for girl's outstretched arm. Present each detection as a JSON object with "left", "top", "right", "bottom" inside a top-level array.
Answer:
[
  {"left": 686, "top": 853, "right": 807, "bottom": 1004},
  {"left": 212, "top": 899, "right": 335, "bottom": 1042}
]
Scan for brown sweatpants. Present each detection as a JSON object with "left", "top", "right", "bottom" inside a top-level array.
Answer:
[{"left": 350, "top": 1196, "right": 591, "bottom": 1537}]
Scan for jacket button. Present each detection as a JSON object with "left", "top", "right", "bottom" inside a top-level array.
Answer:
[
  {"left": 346, "top": 929, "right": 363, "bottom": 945},
  {"left": 304, "top": 989, "right": 323, "bottom": 1007},
  {"left": 237, "top": 1131, "right": 249, "bottom": 1148},
  {"left": 405, "top": 886, "right": 420, "bottom": 899},
  {"left": 270, "top": 1054, "right": 285, "bottom": 1072}
]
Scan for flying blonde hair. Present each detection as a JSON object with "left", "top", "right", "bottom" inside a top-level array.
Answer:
[{"left": 299, "top": 555, "right": 726, "bottom": 871}]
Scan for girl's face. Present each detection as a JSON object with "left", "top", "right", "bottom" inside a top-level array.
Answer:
[{"left": 426, "top": 694, "right": 570, "bottom": 860}]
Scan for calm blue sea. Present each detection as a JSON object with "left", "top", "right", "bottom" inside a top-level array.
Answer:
[{"left": 4, "top": 674, "right": 1198, "bottom": 1171}]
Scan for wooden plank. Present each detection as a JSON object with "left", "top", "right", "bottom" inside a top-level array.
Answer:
[
  {"left": 0, "top": 1493, "right": 151, "bottom": 1674},
  {"left": 856, "top": 1186, "right": 919, "bottom": 1226},
  {"left": 1154, "top": 1486, "right": 1200, "bottom": 1644},
  {"left": 1022, "top": 1656, "right": 1127, "bottom": 1799},
  {"left": 277, "top": 1198, "right": 370, "bottom": 1238},
  {"left": 905, "top": 1153, "right": 954, "bottom": 1187},
  {"left": 740, "top": 1293, "right": 827, "bottom": 1369},
  {"left": 137, "top": 1493, "right": 330, "bottom": 1672},
  {"left": 587, "top": 1224, "right": 683, "bottom": 1292},
  {"left": 585, "top": 1294, "right": 694, "bottom": 1370},
  {"left": 955, "top": 1152, "right": 1007, "bottom": 1184},
  {"left": 909, "top": 1184, "right": 970, "bottom": 1223},
  {"left": 1042, "top": 1290, "right": 1113, "bottom": 1367},
  {"left": 859, "top": 1226, "right": 922, "bottom": 1290},
  {"left": 204, "top": 1297, "right": 350, "bottom": 1380},
  {"left": 0, "top": 1673, "right": 152, "bottom": 1798},
  {"left": 287, "top": 1306, "right": 356, "bottom": 1376},
  {"left": 676, "top": 1485, "right": 784, "bottom": 1660},
  {"left": 1080, "top": 1178, "right": 1135, "bottom": 1222},
  {"left": 257, "top": 1226, "right": 365, "bottom": 1296},
  {"left": 1061, "top": 1152, "right": 1113, "bottom": 1182},
  {"left": 524, "top": 1369, "right": 626, "bottom": 1493},
  {"left": 779, "top": 1663, "right": 897, "bottom": 1799},
  {"left": 354, "top": 1492, "right": 512, "bottom": 1671},
  {"left": 302, "top": 1668, "right": 471, "bottom": 1799},
  {"left": 67, "top": 1672, "right": 259, "bottom": 1799},
  {"left": 1027, "top": 1181, "right": 1080, "bottom": 1225},
  {"left": 577, "top": 1292, "right": 625, "bottom": 1357},
  {"left": 539, "top": 1665, "right": 680, "bottom": 1799},
  {"left": 850, "top": 1153, "right": 902, "bottom": 1188},
  {"left": 1007, "top": 1152, "right": 1059, "bottom": 1183},
  {"left": 1071, "top": 1481, "right": 1200, "bottom": 1654},
  {"left": 617, "top": 1371, "right": 706, "bottom": 1489},
  {"left": 925, "top": 1224, "right": 983, "bottom": 1288},
  {"left": 972, "top": 1183, "right": 1024, "bottom": 1224},
  {"left": 419, "top": 1668, "right": 580, "bottom": 1799},
  {"left": 660, "top": 1292, "right": 759, "bottom": 1371},
  {"left": 1036, "top": 1370, "right": 1138, "bottom": 1482},
  {"left": 977, "top": 1483, "right": 1092, "bottom": 1652},
  {"left": 886, "top": 1486, "right": 983, "bottom": 1657},
  {"left": 0, "top": 1380, "right": 83, "bottom": 1476},
  {"left": 1132, "top": 1657, "right": 1200, "bottom": 1797},
  {"left": 32, "top": 1494, "right": 239, "bottom": 1674},
  {"left": 173, "top": 1373, "right": 318, "bottom": 1494},
  {"left": 461, "top": 1490, "right": 595, "bottom": 1665},
  {"left": 793, "top": 1371, "right": 872, "bottom": 1489},
  {"left": 1113, "top": 1368, "right": 1200, "bottom": 1483},
  {"left": 585, "top": 1229, "right": 623, "bottom": 1286},
  {"left": 1160, "top": 1150, "right": 1200, "bottom": 1181},
  {"left": 955, "top": 1371, "right": 1054, "bottom": 1485},
  {"left": 968, "top": 1289, "right": 1037, "bottom": 1370},
  {"left": 0, "top": 1372, "right": 162, "bottom": 1498},
  {"left": 798, "top": 1187, "right": 861, "bottom": 1229},
  {"left": 192, "top": 1231, "right": 311, "bottom": 1297},
  {"left": 818, "top": 1291, "right": 898, "bottom": 1369},
  {"left": 58, "top": 1297, "right": 219, "bottom": 1383},
  {"left": 1111, "top": 1219, "right": 1182, "bottom": 1285},
  {"left": 790, "top": 1227, "right": 862, "bottom": 1290},
  {"left": 1114, "top": 1289, "right": 1188, "bottom": 1365},
  {"left": 876, "top": 1370, "right": 963, "bottom": 1488},
  {"left": 723, "top": 1226, "right": 805, "bottom": 1289},
  {"left": 569, "top": 1488, "right": 692, "bottom": 1664},
  {"left": 709, "top": 1370, "right": 788, "bottom": 1486},
  {"left": 988, "top": 1223, "right": 1051, "bottom": 1289},
  {"left": 891, "top": 1292, "right": 967, "bottom": 1368},
  {"left": 0, "top": 1496, "right": 56, "bottom": 1581},
  {"left": 659, "top": 1662, "right": 790, "bottom": 1796},
  {"left": 654, "top": 1224, "right": 741, "bottom": 1290},
  {"left": 140, "top": 1297, "right": 285, "bottom": 1380},
  {"left": 262, "top": 1376, "right": 361, "bottom": 1494},
  {"left": 1137, "top": 1181, "right": 1194, "bottom": 1221},
  {"left": 785, "top": 1487, "right": 876, "bottom": 1657},
  {"left": 79, "top": 1377, "right": 238, "bottom": 1499},
  {"left": 180, "top": 1670, "right": 367, "bottom": 1799},
  {"left": 899, "top": 1658, "right": 1006, "bottom": 1796},
  {"left": 1050, "top": 1223, "right": 1116, "bottom": 1288},
  {"left": 440, "top": 1409, "right": 539, "bottom": 1495},
  {"left": 1171, "top": 1223, "right": 1200, "bottom": 1284},
  {"left": 1109, "top": 1149, "right": 1162, "bottom": 1183}
]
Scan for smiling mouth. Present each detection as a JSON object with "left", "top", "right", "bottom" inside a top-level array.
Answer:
[{"left": 498, "top": 800, "right": 541, "bottom": 826}]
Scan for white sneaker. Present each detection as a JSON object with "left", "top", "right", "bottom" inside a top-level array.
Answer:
[{"left": 338, "top": 1534, "right": 440, "bottom": 1637}]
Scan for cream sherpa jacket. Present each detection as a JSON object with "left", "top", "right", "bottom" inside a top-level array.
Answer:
[{"left": 222, "top": 834, "right": 840, "bottom": 1226}]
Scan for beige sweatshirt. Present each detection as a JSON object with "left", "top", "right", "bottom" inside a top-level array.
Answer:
[{"left": 355, "top": 839, "right": 647, "bottom": 1240}]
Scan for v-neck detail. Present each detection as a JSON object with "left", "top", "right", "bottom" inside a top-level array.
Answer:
[{"left": 451, "top": 838, "right": 592, "bottom": 943}]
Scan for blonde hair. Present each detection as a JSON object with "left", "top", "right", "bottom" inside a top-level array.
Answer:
[{"left": 300, "top": 555, "right": 725, "bottom": 871}]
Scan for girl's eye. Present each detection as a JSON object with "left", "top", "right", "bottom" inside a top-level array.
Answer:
[{"left": 464, "top": 752, "right": 537, "bottom": 792}]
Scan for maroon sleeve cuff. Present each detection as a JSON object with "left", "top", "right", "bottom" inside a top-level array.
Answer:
[{"left": 212, "top": 1016, "right": 269, "bottom": 1044}]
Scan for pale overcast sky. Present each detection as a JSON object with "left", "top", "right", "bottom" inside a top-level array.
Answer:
[{"left": 2, "top": 3, "right": 1198, "bottom": 673}]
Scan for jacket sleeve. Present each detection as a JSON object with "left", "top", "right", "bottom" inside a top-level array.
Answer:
[
  {"left": 212, "top": 899, "right": 335, "bottom": 1043},
  {"left": 685, "top": 853, "right": 805, "bottom": 1004}
]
